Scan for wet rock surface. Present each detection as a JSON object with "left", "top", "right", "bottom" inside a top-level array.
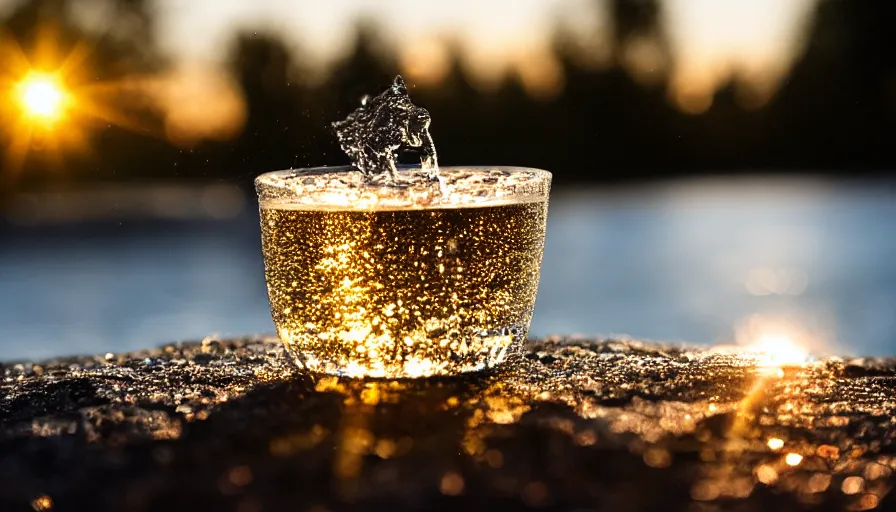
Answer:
[{"left": 2, "top": 337, "right": 896, "bottom": 511}]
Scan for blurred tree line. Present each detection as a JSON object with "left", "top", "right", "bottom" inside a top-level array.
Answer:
[{"left": 0, "top": 0, "right": 893, "bottom": 199}]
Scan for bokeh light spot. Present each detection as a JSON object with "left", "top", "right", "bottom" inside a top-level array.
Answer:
[{"left": 785, "top": 453, "right": 803, "bottom": 466}]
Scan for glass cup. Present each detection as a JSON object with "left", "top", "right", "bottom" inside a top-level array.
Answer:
[{"left": 255, "top": 166, "right": 551, "bottom": 378}]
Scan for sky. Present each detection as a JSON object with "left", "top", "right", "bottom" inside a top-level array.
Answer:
[
  {"left": 663, "top": 0, "right": 817, "bottom": 112},
  {"left": 153, "top": 0, "right": 603, "bottom": 66},
  {"left": 150, "top": 0, "right": 818, "bottom": 109},
  {"left": 152, "top": 0, "right": 605, "bottom": 98}
]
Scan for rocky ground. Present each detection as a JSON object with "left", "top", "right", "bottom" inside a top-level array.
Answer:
[{"left": 2, "top": 337, "right": 896, "bottom": 511}]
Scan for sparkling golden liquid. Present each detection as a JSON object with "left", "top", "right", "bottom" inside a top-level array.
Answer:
[{"left": 260, "top": 199, "right": 548, "bottom": 378}]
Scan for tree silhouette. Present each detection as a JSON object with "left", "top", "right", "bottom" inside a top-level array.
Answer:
[
  {"left": 1, "top": 0, "right": 895, "bottom": 203},
  {"left": 219, "top": 31, "right": 318, "bottom": 182},
  {"left": 765, "top": 0, "right": 896, "bottom": 170}
]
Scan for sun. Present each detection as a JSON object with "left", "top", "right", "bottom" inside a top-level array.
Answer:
[
  {"left": 749, "top": 333, "right": 809, "bottom": 368},
  {"left": 0, "top": 27, "right": 142, "bottom": 184},
  {"left": 16, "top": 72, "right": 67, "bottom": 122}
]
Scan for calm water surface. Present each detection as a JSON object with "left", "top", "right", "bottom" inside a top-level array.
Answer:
[{"left": 1, "top": 177, "right": 894, "bottom": 360}]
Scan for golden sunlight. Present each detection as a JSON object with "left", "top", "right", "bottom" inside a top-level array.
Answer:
[
  {"left": 715, "top": 314, "right": 823, "bottom": 369},
  {"left": 16, "top": 72, "right": 67, "bottom": 123},
  {"left": 749, "top": 333, "right": 809, "bottom": 368},
  {"left": 0, "top": 27, "right": 161, "bottom": 183},
  {"left": 0, "top": 27, "right": 91, "bottom": 179}
]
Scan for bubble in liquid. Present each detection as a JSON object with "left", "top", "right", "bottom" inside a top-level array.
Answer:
[{"left": 332, "top": 75, "right": 439, "bottom": 182}]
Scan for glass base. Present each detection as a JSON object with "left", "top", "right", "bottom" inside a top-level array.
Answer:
[{"left": 279, "top": 329, "right": 527, "bottom": 379}]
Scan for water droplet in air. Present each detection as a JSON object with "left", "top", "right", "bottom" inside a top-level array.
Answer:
[{"left": 332, "top": 75, "right": 439, "bottom": 182}]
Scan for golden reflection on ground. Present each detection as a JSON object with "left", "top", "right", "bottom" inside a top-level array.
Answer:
[
  {"left": 33, "top": 336, "right": 892, "bottom": 509},
  {"left": 749, "top": 333, "right": 810, "bottom": 368},
  {"left": 687, "top": 353, "right": 799, "bottom": 502},
  {"left": 257, "top": 373, "right": 546, "bottom": 500},
  {"left": 249, "top": 335, "right": 896, "bottom": 509},
  {"left": 713, "top": 314, "right": 824, "bottom": 370}
]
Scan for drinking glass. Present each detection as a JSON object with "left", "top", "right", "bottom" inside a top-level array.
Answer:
[{"left": 256, "top": 166, "right": 551, "bottom": 378}]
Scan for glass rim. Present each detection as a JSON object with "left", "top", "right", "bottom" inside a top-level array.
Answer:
[{"left": 255, "top": 165, "right": 552, "bottom": 209}]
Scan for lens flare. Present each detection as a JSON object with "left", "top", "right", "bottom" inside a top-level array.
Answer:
[
  {"left": 749, "top": 333, "right": 809, "bottom": 367},
  {"left": 16, "top": 72, "right": 66, "bottom": 122},
  {"left": 0, "top": 28, "right": 156, "bottom": 186}
]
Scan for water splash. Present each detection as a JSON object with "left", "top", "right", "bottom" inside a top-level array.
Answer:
[{"left": 332, "top": 76, "right": 439, "bottom": 182}]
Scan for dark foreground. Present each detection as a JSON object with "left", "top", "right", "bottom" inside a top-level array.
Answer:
[{"left": 2, "top": 338, "right": 896, "bottom": 511}]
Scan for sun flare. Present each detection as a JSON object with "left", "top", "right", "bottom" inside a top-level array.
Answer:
[
  {"left": 16, "top": 72, "right": 66, "bottom": 122},
  {"left": 0, "top": 28, "right": 146, "bottom": 184},
  {"left": 749, "top": 333, "right": 809, "bottom": 368}
]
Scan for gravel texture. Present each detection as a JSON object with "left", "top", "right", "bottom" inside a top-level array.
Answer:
[{"left": 2, "top": 337, "right": 896, "bottom": 511}]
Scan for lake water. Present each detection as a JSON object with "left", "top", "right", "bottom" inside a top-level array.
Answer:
[{"left": 1, "top": 177, "right": 894, "bottom": 360}]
